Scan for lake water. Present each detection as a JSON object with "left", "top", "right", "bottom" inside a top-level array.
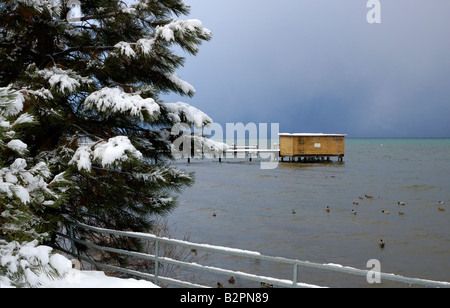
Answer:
[{"left": 166, "top": 138, "right": 450, "bottom": 287}]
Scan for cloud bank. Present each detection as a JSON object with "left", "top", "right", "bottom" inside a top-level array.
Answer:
[{"left": 163, "top": 0, "right": 450, "bottom": 137}]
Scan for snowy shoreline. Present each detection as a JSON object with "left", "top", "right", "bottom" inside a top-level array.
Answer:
[
  {"left": 1, "top": 267, "right": 159, "bottom": 288},
  {"left": 40, "top": 269, "right": 159, "bottom": 288},
  {"left": 0, "top": 240, "right": 158, "bottom": 288}
]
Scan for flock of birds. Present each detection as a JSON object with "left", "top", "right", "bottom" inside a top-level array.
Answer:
[
  {"left": 212, "top": 197, "right": 446, "bottom": 251},
  {"left": 308, "top": 196, "right": 444, "bottom": 251},
  {"left": 211, "top": 197, "right": 446, "bottom": 288},
  {"left": 291, "top": 196, "right": 446, "bottom": 250}
]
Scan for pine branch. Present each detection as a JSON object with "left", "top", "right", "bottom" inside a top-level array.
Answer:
[{"left": 51, "top": 45, "right": 116, "bottom": 58}]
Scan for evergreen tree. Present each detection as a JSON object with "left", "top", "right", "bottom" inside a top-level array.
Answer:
[
  {"left": 1, "top": 86, "right": 70, "bottom": 243},
  {"left": 0, "top": 0, "right": 217, "bottom": 259}
]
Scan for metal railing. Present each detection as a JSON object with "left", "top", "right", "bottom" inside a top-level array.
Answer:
[{"left": 60, "top": 222, "right": 450, "bottom": 288}]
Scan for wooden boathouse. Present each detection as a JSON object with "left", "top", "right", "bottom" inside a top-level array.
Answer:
[{"left": 279, "top": 133, "right": 347, "bottom": 162}]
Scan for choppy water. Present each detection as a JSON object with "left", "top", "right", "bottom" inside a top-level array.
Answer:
[{"left": 167, "top": 138, "right": 450, "bottom": 287}]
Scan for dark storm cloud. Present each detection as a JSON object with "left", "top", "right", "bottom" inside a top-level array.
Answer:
[{"left": 163, "top": 0, "right": 450, "bottom": 137}]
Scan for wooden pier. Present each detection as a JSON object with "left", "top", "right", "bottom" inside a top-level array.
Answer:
[
  {"left": 183, "top": 144, "right": 280, "bottom": 163},
  {"left": 225, "top": 144, "right": 279, "bottom": 162}
]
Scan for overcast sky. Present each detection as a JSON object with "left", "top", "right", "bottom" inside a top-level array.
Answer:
[{"left": 162, "top": 0, "right": 450, "bottom": 137}]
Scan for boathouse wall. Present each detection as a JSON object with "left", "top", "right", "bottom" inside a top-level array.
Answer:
[{"left": 279, "top": 133, "right": 346, "bottom": 159}]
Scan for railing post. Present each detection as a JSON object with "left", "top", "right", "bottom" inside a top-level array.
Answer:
[
  {"left": 293, "top": 264, "right": 298, "bottom": 287},
  {"left": 154, "top": 239, "right": 159, "bottom": 286},
  {"left": 70, "top": 224, "right": 76, "bottom": 256}
]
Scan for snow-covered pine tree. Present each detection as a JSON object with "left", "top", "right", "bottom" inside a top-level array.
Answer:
[
  {"left": 0, "top": 0, "right": 216, "bottom": 258},
  {"left": 0, "top": 86, "right": 70, "bottom": 244},
  {"left": 0, "top": 86, "right": 73, "bottom": 287}
]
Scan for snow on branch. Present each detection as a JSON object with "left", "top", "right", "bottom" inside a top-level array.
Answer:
[
  {"left": 84, "top": 87, "right": 160, "bottom": 121},
  {"left": 155, "top": 19, "right": 212, "bottom": 46},
  {"left": 135, "top": 0, "right": 190, "bottom": 17},
  {"left": 163, "top": 72, "right": 196, "bottom": 96},
  {"left": 93, "top": 136, "right": 143, "bottom": 167},
  {"left": 70, "top": 136, "right": 143, "bottom": 172},
  {"left": 136, "top": 38, "right": 156, "bottom": 56},
  {"left": 113, "top": 38, "right": 156, "bottom": 58},
  {"left": 162, "top": 101, "right": 212, "bottom": 126},
  {"left": 114, "top": 42, "right": 136, "bottom": 58},
  {"left": 0, "top": 86, "right": 25, "bottom": 117},
  {"left": 0, "top": 159, "right": 54, "bottom": 205},
  {"left": 16, "top": 0, "right": 61, "bottom": 15},
  {"left": 0, "top": 240, "right": 72, "bottom": 288},
  {"left": 191, "top": 135, "right": 229, "bottom": 157},
  {"left": 171, "top": 133, "right": 229, "bottom": 159},
  {"left": 23, "top": 88, "right": 54, "bottom": 101},
  {"left": 6, "top": 140, "right": 28, "bottom": 155},
  {"left": 12, "top": 113, "right": 35, "bottom": 127},
  {"left": 69, "top": 146, "right": 93, "bottom": 172},
  {"left": 37, "top": 68, "right": 92, "bottom": 94}
]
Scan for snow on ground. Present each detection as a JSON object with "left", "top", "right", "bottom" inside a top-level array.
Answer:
[
  {"left": 0, "top": 268, "right": 159, "bottom": 288},
  {"left": 41, "top": 269, "right": 159, "bottom": 288},
  {"left": 0, "top": 240, "right": 158, "bottom": 288}
]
